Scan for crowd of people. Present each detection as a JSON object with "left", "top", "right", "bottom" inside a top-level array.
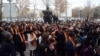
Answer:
[{"left": 0, "top": 20, "right": 100, "bottom": 56}]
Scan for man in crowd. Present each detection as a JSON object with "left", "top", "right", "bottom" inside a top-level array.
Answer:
[{"left": 0, "top": 31, "right": 16, "bottom": 56}]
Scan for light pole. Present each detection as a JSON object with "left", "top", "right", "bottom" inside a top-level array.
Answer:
[
  {"left": 0, "top": 0, "right": 2, "bottom": 21},
  {"left": 7, "top": 0, "right": 12, "bottom": 21}
]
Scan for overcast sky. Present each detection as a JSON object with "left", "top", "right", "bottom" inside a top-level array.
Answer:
[{"left": 3, "top": 0, "right": 100, "bottom": 9}]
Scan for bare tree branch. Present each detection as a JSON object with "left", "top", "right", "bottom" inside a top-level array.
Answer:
[
  {"left": 54, "top": 0, "right": 67, "bottom": 15},
  {"left": 16, "top": 0, "right": 30, "bottom": 19}
]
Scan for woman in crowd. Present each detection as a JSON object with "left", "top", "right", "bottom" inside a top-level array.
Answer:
[
  {"left": 27, "top": 31, "right": 37, "bottom": 56},
  {"left": 36, "top": 32, "right": 50, "bottom": 56},
  {"left": 12, "top": 24, "right": 26, "bottom": 56}
]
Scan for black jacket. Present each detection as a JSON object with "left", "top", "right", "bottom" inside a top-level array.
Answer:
[{"left": 0, "top": 41, "right": 16, "bottom": 56}]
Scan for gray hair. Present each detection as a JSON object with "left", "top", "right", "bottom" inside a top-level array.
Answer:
[{"left": 2, "top": 31, "right": 12, "bottom": 40}]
